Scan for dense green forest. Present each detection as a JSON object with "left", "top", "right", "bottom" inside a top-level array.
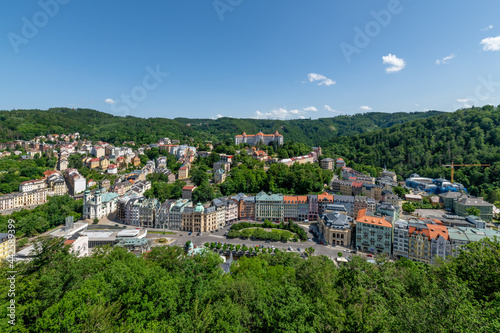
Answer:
[
  {"left": 0, "top": 155, "right": 56, "bottom": 194},
  {"left": 0, "top": 108, "right": 442, "bottom": 146},
  {"left": 323, "top": 105, "right": 500, "bottom": 198},
  {"left": 1, "top": 237, "right": 499, "bottom": 332},
  {"left": 219, "top": 156, "right": 333, "bottom": 196}
]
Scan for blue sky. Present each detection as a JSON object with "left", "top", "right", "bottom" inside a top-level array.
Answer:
[{"left": 1, "top": 0, "right": 499, "bottom": 120}]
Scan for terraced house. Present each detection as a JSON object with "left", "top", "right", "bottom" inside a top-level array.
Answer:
[
  {"left": 255, "top": 192, "right": 284, "bottom": 222},
  {"left": 355, "top": 209, "right": 392, "bottom": 254}
]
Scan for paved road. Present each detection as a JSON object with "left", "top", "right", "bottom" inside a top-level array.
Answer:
[{"left": 146, "top": 224, "right": 354, "bottom": 260}]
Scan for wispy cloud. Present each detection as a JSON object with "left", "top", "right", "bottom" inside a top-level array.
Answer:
[
  {"left": 480, "top": 36, "right": 500, "bottom": 51},
  {"left": 307, "top": 73, "right": 336, "bottom": 86},
  {"left": 435, "top": 53, "right": 456, "bottom": 65},
  {"left": 457, "top": 98, "right": 473, "bottom": 108},
  {"left": 382, "top": 53, "right": 406, "bottom": 73},
  {"left": 360, "top": 105, "right": 372, "bottom": 111},
  {"left": 303, "top": 106, "right": 318, "bottom": 112},
  {"left": 104, "top": 98, "right": 116, "bottom": 105},
  {"left": 254, "top": 106, "right": 318, "bottom": 119},
  {"left": 481, "top": 25, "right": 493, "bottom": 32},
  {"left": 324, "top": 105, "right": 338, "bottom": 112}
]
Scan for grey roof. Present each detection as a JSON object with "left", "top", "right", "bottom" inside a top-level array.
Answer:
[
  {"left": 377, "top": 203, "right": 396, "bottom": 211},
  {"left": 0, "top": 233, "right": 11, "bottom": 242},
  {"left": 439, "top": 191, "right": 464, "bottom": 199},
  {"left": 458, "top": 198, "right": 493, "bottom": 207},
  {"left": 231, "top": 193, "right": 247, "bottom": 201},
  {"left": 321, "top": 212, "right": 352, "bottom": 229},
  {"left": 334, "top": 195, "right": 354, "bottom": 203}
]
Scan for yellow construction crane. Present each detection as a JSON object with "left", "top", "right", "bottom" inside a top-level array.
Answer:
[{"left": 442, "top": 162, "right": 490, "bottom": 183}]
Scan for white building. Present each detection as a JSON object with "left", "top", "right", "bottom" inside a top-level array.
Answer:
[
  {"left": 19, "top": 179, "right": 46, "bottom": 192},
  {"left": 83, "top": 190, "right": 119, "bottom": 220},
  {"left": 65, "top": 169, "right": 86, "bottom": 195},
  {"left": 393, "top": 219, "right": 409, "bottom": 259}
]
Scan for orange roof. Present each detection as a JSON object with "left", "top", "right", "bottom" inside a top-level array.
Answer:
[
  {"left": 43, "top": 170, "right": 58, "bottom": 178},
  {"left": 317, "top": 192, "right": 334, "bottom": 202},
  {"left": 297, "top": 195, "right": 308, "bottom": 203},
  {"left": 183, "top": 186, "right": 196, "bottom": 190},
  {"left": 356, "top": 209, "right": 392, "bottom": 228},
  {"left": 352, "top": 182, "right": 363, "bottom": 187},
  {"left": 427, "top": 224, "right": 449, "bottom": 240},
  {"left": 284, "top": 196, "right": 298, "bottom": 203},
  {"left": 409, "top": 226, "right": 430, "bottom": 240},
  {"left": 64, "top": 239, "right": 76, "bottom": 245}
]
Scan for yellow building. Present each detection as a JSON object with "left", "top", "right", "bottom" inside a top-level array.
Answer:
[
  {"left": 89, "top": 158, "right": 100, "bottom": 169},
  {"left": 182, "top": 203, "right": 218, "bottom": 232},
  {"left": 0, "top": 233, "right": 15, "bottom": 261},
  {"left": 99, "top": 157, "right": 110, "bottom": 170},
  {"left": 178, "top": 164, "right": 190, "bottom": 180},
  {"left": 132, "top": 155, "right": 141, "bottom": 167}
]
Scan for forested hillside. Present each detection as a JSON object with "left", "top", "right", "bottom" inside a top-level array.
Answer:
[
  {"left": 323, "top": 105, "right": 500, "bottom": 198},
  {"left": 175, "top": 111, "right": 443, "bottom": 145},
  {"left": 1, "top": 237, "right": 499, "bottom": 332},
  {"left": 0, "top": 108, "right": 442, "bottom": 146}
]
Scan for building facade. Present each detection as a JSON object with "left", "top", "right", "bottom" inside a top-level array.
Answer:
[
  {"left": 235, "top": 131, "right": 284, "bottom": 146},
  {"left": 255, "top": 192, "right": 284, "bottom": 222},
  {"left": 83, "top": 190, "right": 119, "bottom": 220},
  {"left": 182, "top": 203, "right": 217, "bottom": 232},
  {"left": 318, "top": 212, "right": 353, "bottom": 247},
  {"left": 355, "top": 209, "right": 392, "bottom": 254}
]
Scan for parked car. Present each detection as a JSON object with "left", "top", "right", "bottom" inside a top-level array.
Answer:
[
  {"left": 188, "top": 232, "right": 192, "bottom": 235},
  {"left": 343, "top": 250, "right": 349, "bottom": 252},
  {"left": 288, "top": 246, "right": 293, "bottom": 251},
  {"left": 297, "top": 248, "right": 301, "bottom": 252},
  {"left": 366, "top": 254, "right": 373, "bottom": 257}
]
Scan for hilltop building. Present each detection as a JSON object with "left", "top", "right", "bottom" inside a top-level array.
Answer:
[{"left": 235, "top": 131, "right": 284, "bottom": 146}]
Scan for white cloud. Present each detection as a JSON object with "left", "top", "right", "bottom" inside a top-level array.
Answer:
[
  {"left": 307, "top": 73, "right": 336, "bottom": 86},
  {"left": 254, "top": 106, "right": 319, "bottom": 119},
  {"left": 303, "top": 106, "right": 318, "bottom": 112},
  {"left": 104, "top": 98, "right": 116, "bottom": 105},
  {"left": 435, "top": 53, "right": 456, "bottom": 65},
  {"left": 457, "top": 98, "right": 472, "bottom": 103},
  {"left": 324, "top": 105, "right": 338, "bottom": 112},
  {"left": 481, "top": 36, "right": 500, "bottom": 51},
  {"left": 481, "top": 25, "right": 493, "bottom": 32},
  {"left": 211, "top": 114, "right": 223, "bottom": 120},
  {"left": 382, "top": 53, "right": 406, "bottom": 73},
  {"left": 360, "top": 105, "right": 373, "bottom": 111}
]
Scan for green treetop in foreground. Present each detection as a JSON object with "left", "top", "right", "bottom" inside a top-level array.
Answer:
[{"left": 1, "top": 237, "right": 499, "bottom": 332}]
